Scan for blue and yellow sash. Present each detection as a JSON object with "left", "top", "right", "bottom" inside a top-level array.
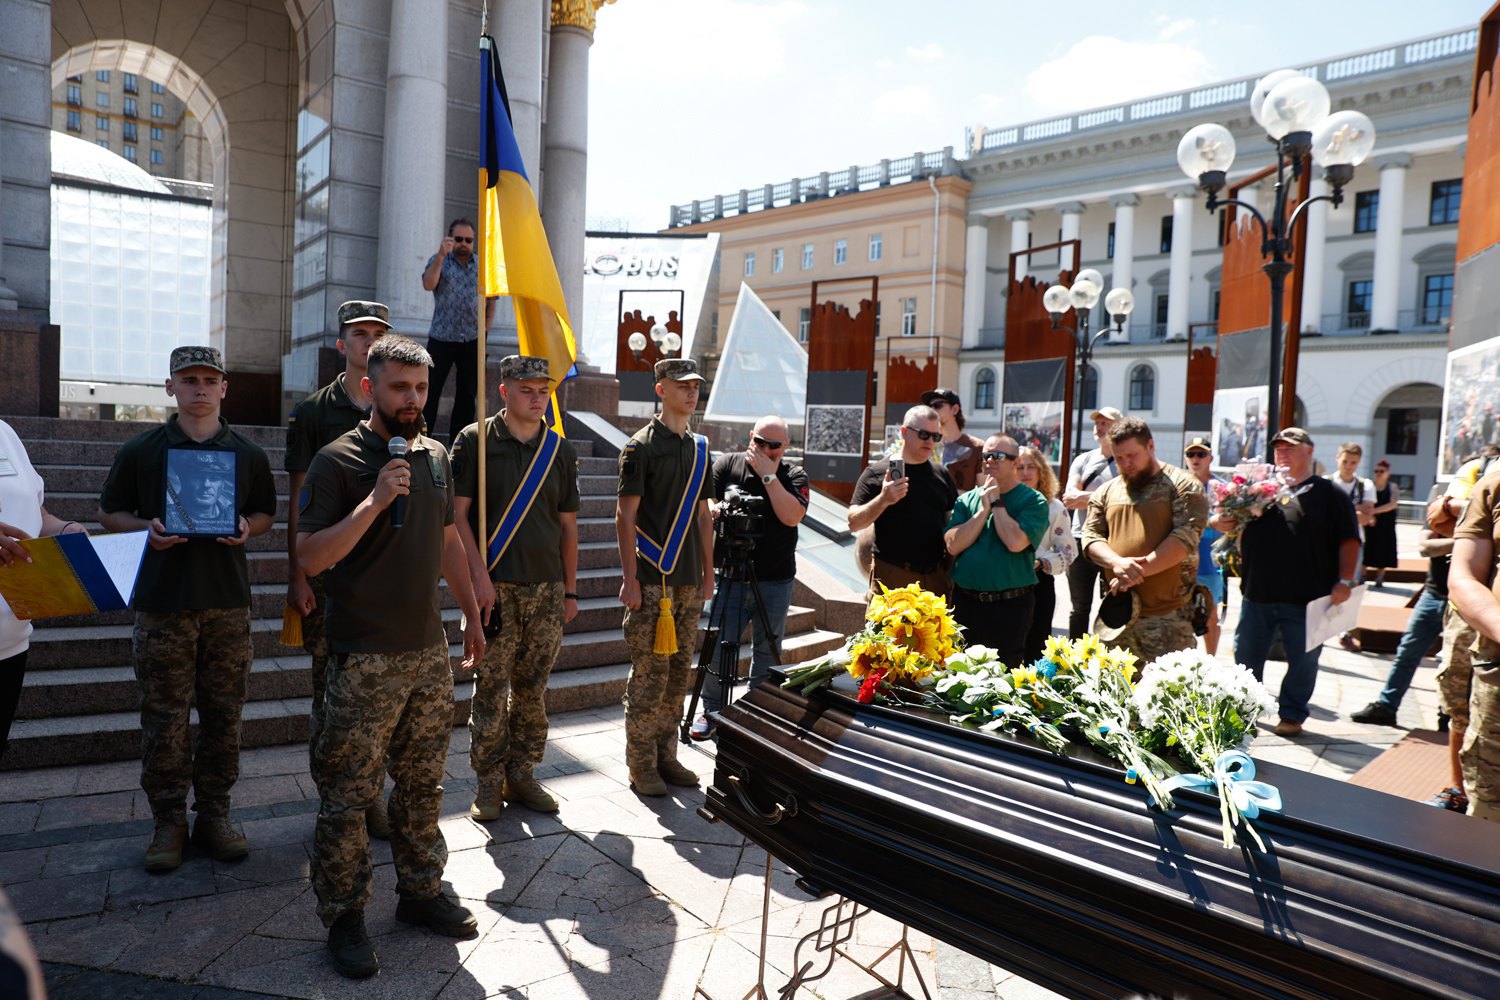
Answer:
[
  {"left": 486, "top": 426, "right": 562, "bottom": 573},
  {"left": 635, "top": 434, "right": 708, "bottom": 576}
]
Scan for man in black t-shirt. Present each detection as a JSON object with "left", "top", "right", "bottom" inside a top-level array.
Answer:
[
  {"left": 1222, "top": 427, "right": 1359, "bottom": 737},
  {"left": 693, "top": 417, "right": 810, "bottom": 738},
  {"left": 849, "top": 405, "right": 958, "bottom": 598}
]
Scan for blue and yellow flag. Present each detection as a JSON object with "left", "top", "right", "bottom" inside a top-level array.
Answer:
[{"left": 479, "top": 35, "right": 577, "bottom": 426}]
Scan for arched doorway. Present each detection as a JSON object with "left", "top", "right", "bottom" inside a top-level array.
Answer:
[{"left": 1372, "top": 382, "right": 1444, "bottom": 500}]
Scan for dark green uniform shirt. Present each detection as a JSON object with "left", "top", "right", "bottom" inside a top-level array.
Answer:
[
  {"left": 618, "top": 418, "right": 710, "bottom": 587},
  {"left": 284, "top": 373, "right": 368, "bottom": 473},
  {"left": 99, "top": 416, "right": 277, "bottom": 613},
  {"left": 297, "top": 425, "right": 455, "bottom": 654},
  {"left": 450, "top": 414, "right": 581, "bottom": 583}
]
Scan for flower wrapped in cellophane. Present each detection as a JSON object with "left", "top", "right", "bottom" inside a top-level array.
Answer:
[
  {"left": 1133, "top": 649, "right": 1281, "bottom": 850},
  {"left": 781, "top": 583, "right": 961, "bottom": 704},
  {"left": 1205, "top": 463, "right": 1289, "bottom": 575},
  {"left": 933, "top": 645, "right": 1068, "bottom": 753}
]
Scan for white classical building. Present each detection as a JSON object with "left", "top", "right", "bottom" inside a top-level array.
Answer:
[{"left": 958, "top": 27, "right": 1475, "bottom": 498}]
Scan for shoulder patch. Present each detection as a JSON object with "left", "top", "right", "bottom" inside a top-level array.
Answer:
[{"left": 298, "top": 485, "right": 313, "bottom": 512}]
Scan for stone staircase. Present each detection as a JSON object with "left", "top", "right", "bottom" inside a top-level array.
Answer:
[{"left": 3, "top": 415, "right": 846, "bottom": 770}]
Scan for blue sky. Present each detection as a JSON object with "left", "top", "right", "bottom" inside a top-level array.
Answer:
[{"left": 586, "top": 0, "right": 1484, "bottom": 231}]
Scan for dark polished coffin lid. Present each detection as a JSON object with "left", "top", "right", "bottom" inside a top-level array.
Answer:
[{"left": 702, "top": 678, "right": 1500, "bottom": 1000}]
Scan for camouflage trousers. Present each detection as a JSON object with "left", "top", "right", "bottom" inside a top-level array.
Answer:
[
  {"left": 1096, "top": 604, "right": 1196, "bottom": 668},
  {"left": 133, "top": 608, "right": 252, "bottom": 825},
  {"left": 303, "top": 572, "right": 331, "bottom": 782},
  {"left": 622, "top": 583, "right": 703, "bottom": 773},
  {"left": 1435, "top": 607, "right": 1475, "bottom": 730},
  {"left": 469, "top": 581, "right": 564, "bottom": 783},
  {"left": 311, "top": 641, "right": 454, "bottom": 926},
  {"left": 1463, "top": 663, "right": 1500, "bottom": 821}
]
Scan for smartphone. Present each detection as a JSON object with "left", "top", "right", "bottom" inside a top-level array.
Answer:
[{"left": 889, "top": 458, "right": 905, "bottom": 480}]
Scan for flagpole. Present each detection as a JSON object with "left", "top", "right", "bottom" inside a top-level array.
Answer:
[{"left": 475, "top": 23, "right": 491, "bottom": 563}]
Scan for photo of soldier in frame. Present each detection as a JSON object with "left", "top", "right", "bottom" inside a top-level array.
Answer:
[{"left": 163, "top": 448, "right": 239, "bottom": 537}]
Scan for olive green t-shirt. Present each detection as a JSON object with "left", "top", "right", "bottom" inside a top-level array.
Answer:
[
  {"left": 1081, "top": 462, "right": 1207, "bottom": 616},
  {"left": 283, "top": 372, "right": 368, "bottom": 473},
  {"left": 451, "top": 414, "right": 580, "bottom": 583},
  {"left": 617, "top": 418, "right": 710, "bottom": 587},
  {"left": 98, "top": 416, "right": 277, "bottom": 613},
  {"left": 1455, "top": 468, "right": 1500, "bottom": 663},
  {"left": 297, "top": 425, "right": 455, "bottom": 654}
]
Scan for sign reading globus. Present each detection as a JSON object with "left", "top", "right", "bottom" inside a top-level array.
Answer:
[{"left": 583, "top": 250, "right": 679, "bottom": 278}]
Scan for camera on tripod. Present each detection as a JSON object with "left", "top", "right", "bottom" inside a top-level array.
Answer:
[{"left": 715, "top": 484, "right": 766, "bottom": 552}]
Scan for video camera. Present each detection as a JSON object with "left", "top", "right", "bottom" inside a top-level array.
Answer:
[{"left": 715, "top": 485, "right": 767, "bottom": 553}]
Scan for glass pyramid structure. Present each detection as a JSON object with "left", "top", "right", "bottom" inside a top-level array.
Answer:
[{"left": 703, "top": 282, "right": 808, "bottom": 427}]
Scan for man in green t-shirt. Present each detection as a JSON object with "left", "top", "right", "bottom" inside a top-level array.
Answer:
[
  {"left": 944, "top": 434, "right": 1049, "bottom": 667},
  {"left": 98, "top": 346, "right": 277, "bottom": 873}
]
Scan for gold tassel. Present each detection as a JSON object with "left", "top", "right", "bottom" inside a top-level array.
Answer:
[
  {"left": 653, "top": 590, "right": 678, "bottom": 655},
  {"left": 279, "top": 604, "right": 304, "bottom": 647}
]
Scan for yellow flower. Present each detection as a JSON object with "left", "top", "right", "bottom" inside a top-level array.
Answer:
[{"left": 1074, "top": 634, "right": 1104, "bottom": 663}]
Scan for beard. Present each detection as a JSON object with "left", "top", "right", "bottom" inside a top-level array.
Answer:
[
  {"left": 1123, "top": 464, "right": 1158, "bottom": 490},
  {"left": 376, "top": 403, "right": 424, "bottom": 441}
]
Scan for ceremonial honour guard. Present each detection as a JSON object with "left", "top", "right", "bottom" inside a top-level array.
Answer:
[
  {"left": 452, "top": 356, "right": 580, "bottom": 819},
  {"left": 615, "top": 359, "right": 714, "bottom": 797},
  {"left": 295, "top": 336, "right": 486, "bottom": 978}
]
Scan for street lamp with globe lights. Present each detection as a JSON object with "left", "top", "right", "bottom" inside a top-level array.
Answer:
[
  {"left": 1043, "top": 268, "right": 1135, "bottom": 458},
  {"left": 1177, "top": 70, "right": 1376, "bottom": 461}
]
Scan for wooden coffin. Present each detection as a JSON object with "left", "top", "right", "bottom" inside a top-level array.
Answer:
[{"left": 701, "top": 678, "right": 1500, "bottom": 1000}]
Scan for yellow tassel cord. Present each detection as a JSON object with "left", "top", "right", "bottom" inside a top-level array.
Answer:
[
  {"left": 653, "top": 582, "right": 678, "bottom": 655},
  {"left": 279, "top": 604, "right": 304, "bottom": 647}
]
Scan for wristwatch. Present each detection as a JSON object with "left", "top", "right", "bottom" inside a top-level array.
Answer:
[
  {"left": 1338, "top": 578, "right": 1356, "bottom": 588},
  {"left": 761, "top": 473, "right": 775, "bottom": 485}
]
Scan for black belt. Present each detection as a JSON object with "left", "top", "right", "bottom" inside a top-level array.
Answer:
[
  {"left": 955, "top": 585, "right": 1032, "bottom": 603},
  {"left": 878, "top": 556, "right": 944, "bottom": 575}
]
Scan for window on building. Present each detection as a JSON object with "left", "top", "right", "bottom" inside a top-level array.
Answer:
[
  {"left": 1079, "top": 364, "right": 1099, "bottom": 413},
  {"left": 96, "top": 115, "right": 108, "bottom": 131},
  {"left": 1430, "top": 180, "right": 1462, "bottom": 225},
  {"left": 1210, "top": 289, "right": 1221, "bottom": 323},
  {"left": 1153, "top": 294, "right": 1169, "bottom": 337},
  {"left": 66, "top": 83, "right": 82, "bottom": 106},
  {"left": 151, "top": 102, "right": 164, "bottom": 118},
  {"left": 834, "top": 239, "right": 848, "bottom": 265},
  {"left": 1345, "top": 279, "right": 1373, "bottom": 327},
  {"left": 1128, "top": 364, "right": 1155, "bottom": 411},
  {"left": 1159, "top": 215, "right": 1173, "bottom": 254},
  {"left": 772, "top": 248, "right": 783, "bottom": 273},
  {"left": 123, "top": 121, "right": 137, "bottom": 143},
  {"left": 874, "top": 301, "right": 882, "bottom": 335},
  {"left": 974, "top": 368, "right": 997, "bottom": 410},
  {"left": 96, "top": 140, "right": 109, "bottom": 150},
  {"left": 1385, "top": 407, "right": 1422, "bottom": 455},
  {"left": 151, "top": 80, "right": 166, "bottom": 94},
  {"left": 96, "top": 92, "right": 109, "bottom": 108},
  {"left": 123, "top": 97, "right": 137, "bottom": 118},
  {"left": 123, "top": 73, "right": 138, "bottom": 93},
  {"left": 96, "top": 70, "right": 110, "bottom": 83},
  {"left": 743, "top": 252, "right": 755, "bottom": 277},
  {"left": 1216, "top": 212, "right": 1230, "bottom": 247},
  {"left": 150, "top": 148, "right": 163, "bottom": 166},
  {"left": 150, "top": 125, "right": 164, "bottom": 141},
  {"left": 901, "top": 297, "right": 917, "bottom": 336},
  {"left": 1422, "top": 272, "right": 1455, "bottom": 325},
  {"left": 66, "top": 110, "right": 82, "bottom": 131},
  {"left": 1107, "top": 222, "right": 1115, "bottom": 259},
  {"left": 123, "top": 145, "right": 138, "bottom": 163},
  {"left": 801, "top": 243, "right": 814, "bottom": 269},
  {"left": 798, "top": 307, "right": 810, "bottom": 343},
  {"left": 1354, "top": 191, "right": 1379, "bottom": 233},
  {"left": 869, "top": 233, "right": 883, "bottom": 261}
]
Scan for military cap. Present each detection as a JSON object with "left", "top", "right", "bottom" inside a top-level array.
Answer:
[
  {"left": 498, "top": 355, "right": 551, "bottom": 382},
  {"left": 654, "top": 358, "right": 705, "bottom": 382},
  {"left": 169, "top": 345, "right": 226, "bottom": 374},
  {"left": 337, "top": 300, "right": 392, "bottom": 329}
]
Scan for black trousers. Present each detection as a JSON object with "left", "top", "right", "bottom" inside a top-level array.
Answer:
[
  {"left": 1025, "top": 575, "right": 1058, "bottom": 664},
  {"left": 1067, "top": 539, "right": 1104, "bottom": 640},
  {"left": 0, "top": 649, "right": 28, "bottom": 762},
  {"left": 423, "top": 338, "right": 478, "bottom": 441},
  {"left": 953, "top": 589, "right": 1033, "bottom": 669}
]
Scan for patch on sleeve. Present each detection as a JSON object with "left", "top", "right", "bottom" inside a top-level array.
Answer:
[{"left": 298, "top": 485, "right": 313, "bottom": 513}]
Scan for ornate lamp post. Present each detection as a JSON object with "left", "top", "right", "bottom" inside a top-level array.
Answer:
[
  {"left": 1044, "top": 268, "right": 1134, "bottom": 457},
  {"left": 1176, "top": 71, "right": 1376, "bottom": 460}
]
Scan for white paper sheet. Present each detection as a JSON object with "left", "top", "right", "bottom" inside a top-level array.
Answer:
[{"left": 1305, "top": 584, "right": 1368, "bottom": 652}]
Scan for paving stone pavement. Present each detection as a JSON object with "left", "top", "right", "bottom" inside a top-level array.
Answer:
[{"left": 2, "top": 529, "right": 1473, "bottom": 999}]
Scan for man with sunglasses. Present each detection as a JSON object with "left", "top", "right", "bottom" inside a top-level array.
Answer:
[
  {"left": 850, "top": 406, "right": 958, "bottom": 597},
  {"left": 944, "top": 435, "right": 1050, "bottom": 666},
  {"left": 420, "top": 218, "right": 497, "bottom": 441},
  {"left": 692, "top": 416, "right": 810, "bottom": 739},
  {"left": 922, "top": 388, "right": 987, "bottom": 491}
]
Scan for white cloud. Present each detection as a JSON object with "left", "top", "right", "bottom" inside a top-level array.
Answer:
[
  {"left": 906, "top": 42, "right": 944, "bottom": 61},
  {"left": 592, "top": 0, "right": 808, "bottom": 83},
  {"left": 1025, "top": 35, "right": 1215, "bottom": 113},
  {"left": 872, "top": 84, "right": 933, "bottom": 118}
]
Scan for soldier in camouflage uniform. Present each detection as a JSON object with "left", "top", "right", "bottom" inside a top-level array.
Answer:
[
  {"left": 1447, "top": 468, "right": 1500, "bottom": 823},
  {"left": 1081, "top": 416, "right": 1207, "bottom": 665},
  {"left": 98, "top": 346, "right": 278, "bottom": 872},
  {"left": 284, "top": 300, "right": 388, "bottom": 836},
  {"left": 616, "top": 359, "right": 715, "bottom": 797},
  {"left": 451, "top": 355, "right": 580, "bottom": 819},
  {"left": 296, "top": 336, "right": 486, "bottom": 978}
]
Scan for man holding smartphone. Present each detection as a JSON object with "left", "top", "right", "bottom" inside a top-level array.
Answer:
[{"left": 849, "top": 405, "right": 957, "bottom": 597}]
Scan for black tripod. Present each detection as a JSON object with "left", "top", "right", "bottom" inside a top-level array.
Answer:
[{"left": 680, "top": 534, "right": 783, "bottom": 746}]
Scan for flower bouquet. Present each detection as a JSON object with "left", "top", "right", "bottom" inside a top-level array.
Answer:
[
  {"left": 934, "top": 645, "right": 1069, "bottom": 753},
  {"left": 1133, "top": 649, "right": 1281, "bottom": 850},
  {"left": 1205, "top": 464, "right": 1287, "bottom": 575},
  {"left": 781, "top": 583, "right": 961, "bottom": 704}
]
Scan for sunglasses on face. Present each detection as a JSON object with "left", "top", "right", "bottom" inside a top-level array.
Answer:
[
  {"left": 904, "top": 427, "right": 941, "bottom": 442},
  {"left": 1186, "top": 451, "right": 1211, "bottom": 459},
  {"left": 752, "top": 435, "right": 785, "bottom": 450},
  {"left": 983, "top": 451, "right": 1018, "bottom": 462},
  {"left": 452, "top": 236, "right": 474, "bottom": 243}
]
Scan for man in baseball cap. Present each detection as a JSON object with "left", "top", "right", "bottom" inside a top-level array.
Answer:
[
  {"left": 169, "top": 345, "right": 226, "bottom": 375},
  {"left": 920, "top": 388, "right": 985, "bottom": 491},
  {"left": 1183, "top": 436, "right": 1223, "bottom": 654}
]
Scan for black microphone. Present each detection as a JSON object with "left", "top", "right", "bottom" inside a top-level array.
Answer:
[{"left": 388, "top": 436, "right": 409, "bottom": 528}]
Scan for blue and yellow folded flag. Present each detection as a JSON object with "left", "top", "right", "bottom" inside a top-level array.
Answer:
[{"left": 479, "top": 35, "right": 577, "bottom": 428}]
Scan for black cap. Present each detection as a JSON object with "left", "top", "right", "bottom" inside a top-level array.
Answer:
[{"left": 921, "top": 387, "right": 961, "bottom": 407}]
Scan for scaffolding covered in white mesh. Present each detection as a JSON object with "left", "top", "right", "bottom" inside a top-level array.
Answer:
[{"left": 702, "top": 282, "right": 808, "bottom": 427}]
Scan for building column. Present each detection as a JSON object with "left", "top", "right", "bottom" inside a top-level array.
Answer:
[
  {"left": 1370, "top": 153, "right": 1412, "bottom": 333},
  {"left": 0, "top": 171, "right": 18, "bottom": 309},
  {"left": 1007, "top": 209, "right": 1034, "bottom": 281},
  {"left": 1108, "top": 194, "right": 1138, "bottom": 340},
  {"left": 1166, "top": 187, "right": 1196, "bottom": 341},
  {"left": 541, "top": 1, "right": 601, "bottom": 346},
  {"left": 1057, "top": 201, "right": 1085, "bottom": 272},
  {"left": 962, "top": 217, "right": 990, "bottom": 348},
  {"left": 1299, "top": 178, "right": 1329, "bottom": 334},
  {"left": 375, "top": 0, "right": 449, "bottom": 334}
]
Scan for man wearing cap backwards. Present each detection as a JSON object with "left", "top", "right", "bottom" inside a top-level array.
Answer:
[
  {"left": 451, "top": 356, "right": 580, "bottom": 819},
  {"left": 1218, "top": 427, "right": 1360, "bottom": 737},
  {"left": 1081, "top": 417, "right": 1207, "bottom": 664},
  {"left": 1063, "top": 407, "right": 1122, "bottom": 639},
  {"left": 923, "top": 388, "right": 987, "bottom": 492},
  {"left": 284, "top": 300, "right": 389, "bottom": 837},
  {"left": 98, "top": 347, "right": 278, "bottom": 872},
  {"left": 1183, "top": 437, "right": 1225, "bottom": 655},
  {"left": 296, "top": 335, "right": 486, "bottom": 977},
  {"left": 615, "top": 359, "right": 715, "bottom": 797}
]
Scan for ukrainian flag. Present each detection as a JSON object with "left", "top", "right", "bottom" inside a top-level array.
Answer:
[{"left": 479, "top": 35, "right": 577, "bottom": 427}]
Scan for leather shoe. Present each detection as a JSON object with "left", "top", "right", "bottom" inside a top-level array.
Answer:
[
  {"left": 1428, "top": 786, "right": 1469, "bottom": 812},
  {"left": 629, "top": 768, "right": 668, "bottom": 797},
  {"left": 470, "top": 781, "right": 503, "bottom": 821},
  {"left": 192, "top": 814, "right": 250, "bottom": 861},
  {"left": 1273, "top": 718, "right": 1303, "bottom": 737},
  {"left": 657, "top": 757, "right": 700, "bottom": 788},
  {"left": 143, "top": 820, "right": 187, "bottom": 872},
  {"left": 504, "top": 772, "right": 559, "bottom": 813},
  {"left": 1349, "top": 701, "right": 1399, "bottom": 726},
  {"left": 327, "top": 910, "right": 379, "bottom": 979},
  {"left": 365, "top": 794, "right": 391, "bottom": 840},
  {"left": 395, "top": 892, "right": 478, "bottom": 938}
]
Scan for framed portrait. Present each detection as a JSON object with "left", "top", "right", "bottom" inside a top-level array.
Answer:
[{"left": 164, "top": 448, "right": 239, "bottom": 538}]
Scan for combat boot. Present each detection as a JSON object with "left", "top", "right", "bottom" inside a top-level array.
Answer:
[
  {"left": 629, "top": 767, "right": 668, "bottom": 797},
  {"left": 656, "top": 745, "right": 700, "bottom": 788},
  {"left": 143, "top": 820, "right": 187, "bottom": 872},
  {"left": 395, "top": 892, "right": 478, "bottom": 938},
  {"left": 192, "top": 814, "right": 250, "bottom": 861},
  {"left": 366, "top": 794, "right": 391, "bottom": 840},
  {"left": 503, "top": 768, "right": 558, "bottom": 812},
  {"left": 469, "top": 780, "right": 503, "bottom": 821},
  {"left": 327, "top": 910, "right": 379, "bottom": 979}
]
